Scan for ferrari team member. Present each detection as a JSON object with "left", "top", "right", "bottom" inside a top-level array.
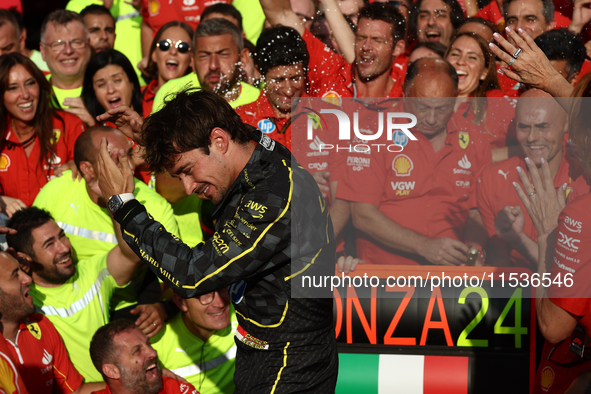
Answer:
[
  {"left": 407, "top": 0, "right": 465, "bottom": 48},
  {"left": 514, "top": 75, "right": 591, "bottom": 394},
  {"left": 337, "top": 58, "right": 492, "bottom": 266},
  {"left": 0, "top": 251, "right": 105, "bottom": 393},
  {"left": 262, "top": 0, "right": 407, "bottom": 99},
  {"left": 0, "top": 334, "right": 28, "bottom": 394},
  {"left": 234, "top": 26, "right": 308, "bottom": 152},
  {"left": 90, "top": 320, "right": 199, "bottom": 394},
  {"left": 234, "top": 25, "right": 343, "bottom": 193},
  {"left": 5, "top": 206, "right": 142, "bottom": 382},
  {"left": 96, "top": 89, "right": 338, "bottom": 393},
  {"left": 151, "top": 289, "right": 237, "bottom": 393},
  {"left": 476, "top": 89, "right": 587, "bottom": 268},
  {"left": 0, "top": 53, "right": 86, "bottom": 213}
]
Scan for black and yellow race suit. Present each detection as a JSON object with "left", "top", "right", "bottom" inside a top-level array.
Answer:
[{"left": 114, "top": 130, "right": 338, "bottom": 393}]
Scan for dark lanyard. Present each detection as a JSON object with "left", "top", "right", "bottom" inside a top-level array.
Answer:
[{"left": 5, "top": 134, "right": 36, "bottom": 150}]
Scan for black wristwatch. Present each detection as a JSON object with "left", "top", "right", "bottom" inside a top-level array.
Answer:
[{"left": 107, "top": 193, "right": 135, "bottom": 216}]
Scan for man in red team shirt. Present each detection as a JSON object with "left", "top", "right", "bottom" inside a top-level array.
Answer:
[
  {"left": 0, "top": 226, "right": 28, "bottom": 394},
  {"left": 407, "top": 0, "right": 465, "bottom": 47},
  {"left": 89, "top": 320, "right": 198, "bottom": 394},
  {"left": 261, "top": 0, "right": 407, "bottom": 99},
  {"left": 336, "top": 58, "right": 492, "bottom": 266},
  {"left": 234, "top": 26, "right": 308, "bottom": 152},
  {"left": 0, "top": 251, "right": 104, "bottom": 393},
  {"left": 476, "top": 89, "right": 588, "bottom": 268}
]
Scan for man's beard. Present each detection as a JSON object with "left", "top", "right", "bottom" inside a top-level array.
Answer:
[
  {"left": 32, "top": 252, "right": 75, "bottom": 285},
  {"left": 119, "top": 359, "right": 163, "bottom": 394},
  {"left": 0, "top": 288, "right": 35, "bottom": 323}
]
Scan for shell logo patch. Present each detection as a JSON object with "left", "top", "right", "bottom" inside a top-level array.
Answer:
[
  {"left": 540, "top": 366, "right": 554, "bottom": 392},
  {"left": 27, "top": 322, "right": 42, "bottom": 340},
  {"left": 0, "top": 154, "right": 10, "bottom": 172},
  {"left": 392, "top": 154, "right": 413, "bottom": 177},
  {"left": 149, "top": 0, "right": 160, "bottom": 16},
  {"left": 50, "top": 129, "right": 61, "bottom": 145},
  {"left": 459, "top": 132, "right": 470, "bottom": 149},
  {"left": 322, "top": 91, "right": 342, "bottom": 107}
]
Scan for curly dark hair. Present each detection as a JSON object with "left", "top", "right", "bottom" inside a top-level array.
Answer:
[
  {"left": 255, "top": 26, "right": 309, "bottom": 76},
  {"left": 6, "top": 207, "right": 54, "bottom": 257}
]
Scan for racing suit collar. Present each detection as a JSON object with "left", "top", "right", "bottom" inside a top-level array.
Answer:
[{"left": 211, "top": 128, "right": 269, "bottom": 219}]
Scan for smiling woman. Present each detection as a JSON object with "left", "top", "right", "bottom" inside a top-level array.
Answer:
[
  {"left": 142, "top": 22, "right": 194, "bottom": 115},
  {"left": 81, "top": 49, "right": 143, "bottom": 120},
  {"left": 444, "top": 32, "right": 517, "bottom": 153},
  {"left": 0, "top": 53, "right": 86, "bottom": 214}
]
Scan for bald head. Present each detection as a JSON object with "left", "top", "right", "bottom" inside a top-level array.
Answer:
[
  {"left": 403, "top": 58, "right": 458, "bottom": 138},
  {"left": 404, "top": 58, "right": 458, "bottom": 97},
  {"left": 516, "top": 88, "right": 567, "bottom": 170},
  {"left": 517, "top": 88, "right": 566, "bottom": 123},
  {"left": 74, "top": 126, "right": 131, "bottom": 175}
]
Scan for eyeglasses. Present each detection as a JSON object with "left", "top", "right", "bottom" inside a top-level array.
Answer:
[
  {"left": 197, "top": 288, "right": 231, "bottom": 305},
  {"left": 156, "top": 39, "right": 191, "bottom": 54},
  {"left": 45, "top": 39, "right": 87, "bottom": 52}
]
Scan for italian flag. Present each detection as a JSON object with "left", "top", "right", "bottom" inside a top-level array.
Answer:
[{"left": 336, "top": 354, "right": 469, "bottom": 393}]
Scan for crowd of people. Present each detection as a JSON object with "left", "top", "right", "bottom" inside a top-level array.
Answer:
[{"left": 0, "top": 0, "right": 591, "bottom": 392}]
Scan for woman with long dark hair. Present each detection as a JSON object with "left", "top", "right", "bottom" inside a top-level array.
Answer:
[
  {"left": 0, "top": 53, "right": 85, "bottom": 216},
  {"left": 82, "top": 49, "right": 144, "bottom": 120},
  {"left": 446, "top": 32, "right": 518, "bottom": 161}
]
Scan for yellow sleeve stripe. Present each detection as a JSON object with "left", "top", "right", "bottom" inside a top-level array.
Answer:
[
  {"left": 284, "top": 248, "right": 322, "bottom": 282},
  {"left": 183, "top": 164, "right": 293, "bottom": 290},
  {"left": 270, "top": 342, "right": 290, "bottom": 394},
  {"left": 235, "top": 300, "right": 289, "bottom": 328},
  {"left": 53, "top": 365, "right": 75, "bottom": 393}
]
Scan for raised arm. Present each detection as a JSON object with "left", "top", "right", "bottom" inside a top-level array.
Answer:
[
  {"left": 259, "top": 0, "right": 306, "bottom": 35},
  {"left": 106, "top": 213, "right": 142, "bottom": 286},
  {"left": 490, "top": 28, "right": 574, "bottom": 109},
  {"left": 97, "top": 138, "right": 295, "bottom": 298},
  {"left": 320, "top": 0, "right": 355, "bottom": 62},
  {"left": 513, "top": 157, "right": 576, "bottom": 343}
]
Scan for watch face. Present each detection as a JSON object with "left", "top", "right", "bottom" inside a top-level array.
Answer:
[{"left": 108, "top": 196, "right": 121, "bottom": 214}]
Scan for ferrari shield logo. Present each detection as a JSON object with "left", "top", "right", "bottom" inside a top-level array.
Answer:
[
  {"left": 27, "top": 322, "right": 42, "bottom": 340},
  {"left": 459, "top": 132, "right": 469, "bottom": 149},
  {"left": 50, "top": 129, "right": 61, "bottom": 145}
]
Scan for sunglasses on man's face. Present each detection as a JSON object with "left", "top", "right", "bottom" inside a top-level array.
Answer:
[{"left": 156, "top": 39, "right": 191, "bottom": 54}]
